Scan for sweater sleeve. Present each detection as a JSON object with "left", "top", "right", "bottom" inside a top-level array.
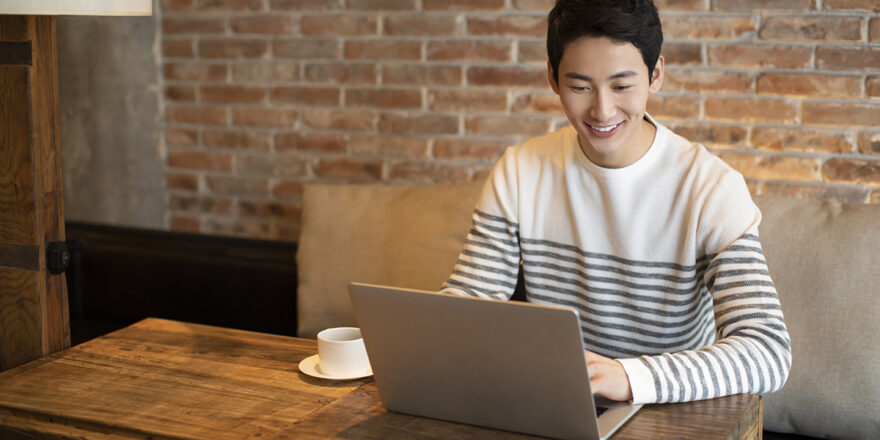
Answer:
[
  {"left": 618, "top": 174, "right": 792, "bottom": 404},
  {"left": 441, "top": 148, "right": 521, "bottom": 300}
]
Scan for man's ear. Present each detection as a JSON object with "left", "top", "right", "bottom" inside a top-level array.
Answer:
[
  {"left": 649, "top": 55, "right": 664, "bottom": 93},
  {"left": 547, "top": 60, "right": 560, "bottom": 95}
]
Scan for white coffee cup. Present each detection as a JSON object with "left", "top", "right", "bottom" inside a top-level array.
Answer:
[{"left": 316, "top": 327, "right": 371, "bottom": 377}]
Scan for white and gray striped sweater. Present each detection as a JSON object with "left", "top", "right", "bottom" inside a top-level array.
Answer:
[{"left": 441, "top": 117, "right": 791, "bottom": 404}]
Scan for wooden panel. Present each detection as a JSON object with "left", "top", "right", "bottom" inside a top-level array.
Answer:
[
  {"left": 0, "top": 244, "right": 39, "bottom": 271},
  {"left": 0, "top": 15, "right": 28, "bottom": 41},
  {"left": 0, "top": 63, "right": 36, "bottom": 246},
  {"left": 0, "top": 269, "right": 41, "bottom": 371}
]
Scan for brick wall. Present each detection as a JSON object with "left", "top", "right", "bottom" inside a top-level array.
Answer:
[{"left": 160, "top": 0, "right": 880, "bottom": 241}]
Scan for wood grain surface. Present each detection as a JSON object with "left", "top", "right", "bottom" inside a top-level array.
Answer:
[
  {"left": 0, "top": 318, "right": 761, "bottom": 440},
  {"left": 0, "top": 14, "right": 70, "bottom": 372}
]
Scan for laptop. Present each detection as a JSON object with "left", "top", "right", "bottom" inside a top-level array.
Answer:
[{"left": 348, "top": 282, "right": 643, "bottom": 440}]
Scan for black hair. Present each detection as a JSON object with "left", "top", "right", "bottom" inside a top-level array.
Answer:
[{"left": 547, "top": 0, "right": 663, "bottom": 85}]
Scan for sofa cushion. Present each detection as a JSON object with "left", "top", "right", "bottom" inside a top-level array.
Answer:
[
  {"left": 755, "top": 195, "right": 880, "bottom": 439},
  {"left": 296, "top": 182, "right": 483, "bottom": 338}
]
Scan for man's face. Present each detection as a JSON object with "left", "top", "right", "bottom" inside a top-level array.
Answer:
[{"left": 549, "top": 36, "right": 663, "bottom": 169}]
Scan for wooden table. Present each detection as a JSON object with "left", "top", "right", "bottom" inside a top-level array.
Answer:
[{"left": 0, "top": 318, "right": 762, "bottom": 439}]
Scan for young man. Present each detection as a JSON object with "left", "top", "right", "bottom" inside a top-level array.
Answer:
[{"left": 441, "top": 0, "right": 791, "bottom": 405}]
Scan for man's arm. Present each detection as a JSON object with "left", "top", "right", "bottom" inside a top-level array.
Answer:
[
  {"left": 442, "top": 209, "right": 521, "bottom": 299},
  {"left": 617, "top": 232, "right": 792, "bottom": 404}
]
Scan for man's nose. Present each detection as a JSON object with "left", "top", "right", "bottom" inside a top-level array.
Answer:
[{"left": 590, "top": 89, "right": 615, "bottom": 122}]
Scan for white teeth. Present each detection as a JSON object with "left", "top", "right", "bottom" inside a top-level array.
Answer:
[{"left": 590, "top": 123, "right": 619, "bottom": 132}]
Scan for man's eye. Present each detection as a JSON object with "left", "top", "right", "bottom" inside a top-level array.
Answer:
[
  {"left": 614, "top": 85, "right": 632, "bottom": 91},
  {"left": 570, "top": 86, "right": 589, "bottom": 92}
]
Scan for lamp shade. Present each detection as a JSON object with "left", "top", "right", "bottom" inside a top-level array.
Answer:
[{"left": 0, "top": 0, "right": 151, "bottom": 16}]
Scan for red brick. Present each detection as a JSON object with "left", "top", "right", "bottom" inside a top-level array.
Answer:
[
  {"left": 751, "top": 127, "right": 853, "bottom": 153},
  {"left": 760, "top": 16, "right": 861, "bottom": 42},
  {"left": 301, "top": 15, "right": 377, "bottom": 36},
  {"left": 383, "top": 64, "right": 461, "bottom": 86},
  {"left": 427, "top": 41, "right": 512, "bottom": 62},
  {"left": 164, "top": 40, "right": 195, "bottom": 58},
  {"left": 668, "top": 124, "right": 748, "bottom": 149},
  {"left": 304, "top": 63, "right": 377, "bottom": 84},
  {"left": 163, "top": 17, "right": 226, "bottom": 34},
  {"left": 518, "top": 40, "right": 547, "bottom": 63},
  {"left": 316, "top": 158, "right": 383, "bottom": 179},
  {"left": 199, "top": 39, "right": 268, "bottom": 59},
  {"left": 655, "top": 0, "right": 707, "bottom": 10},
  {"left": 346, "top": 0, "right": 415, "bottom": 10},
  {"left": 203, "top": 129, "right": 271, "bottom": 150},
  {"left": 170, "top": 195, "right": 233, "bottom": 215},
  {"left": 164, "top": 0, "right": 194, "bottom": 11},
  {"left": 168, "top": 151, "right": 233, "bottom": 171},
  {"left": 662, "top": 16, "right": 755, "bottom": 40},
  {"left": 824, "top": 0, "right": 880, "bottom": 11},
  {"left": 466, "top": 115, "right": 550, "bottom": 137},
  {"left": 468, "top": 66, "right": 546, "bottom": 88},
  {"left": 164, "top": 63, "right": 227, "bottom": 81},
  {"left": 757, "top": 73, "right": 861, "bottom": 98},
  {"left": 378, "top": 113, "right": 459, "bottom": 135},
  {"left": 803, "top": 101, "right": 880, "bottom": 127},
  {"left": 718, "top": 152, "right": 821, "bottom": 182},
  {"left": 270, "top": 87, "right": 339, "bottom": 105},
  {"left": 388, "top": 161, "right": 472, "bottom": 183},
  {"left": 170, "top": 217, "right": 200, "bottom": 234},
  {"left": 239, "top": 200, "right": 302, "bottom": 221},
  {"left": 303, "top": 109, "right": 375, "bottom": 131},
  {"left": 424, "top": 0, "right": 505, "bottom": 10},
  {"left": 646, "top": 95, "right": 700, "bottom": 120},
  {"left": 273, "top": 39, "right": 338, "bottom": 59},
  {"left": 202, "top": 218, "right": 274, "bottom": 241},
  {"left": 817, "top": 46, "right": 880, "bottom": 71},
  {"left": 232, "top": 108, "right": 298, "bottom": 127},
  {"left": 166, "top": 85, "right": 196, "bottom": 102},
  {"left": 347, "top": 88, "right": 422, "bottom": 109},
  {"left": 196, "top": 0, "right": 264, "bottom": 11},
  {"left": 434, "top": 138, "right": 508, "bottom": 160},
  {"left": 512, "top": 93, "right": 563, "bottom": 115},
  {"left": 230, "top": 16, "right": 293, "bottom": 34},
  {"left": 345, "top": 40, "right": 421, "bottom": 60},
  {"left": 708, "top": 43, "right": 812, "bottom": 68},
  {"left": 269, "top": 0, "right": 340, "bottom": 10},
  {"left": 712, "top": 0, "right": 814, "bottom": 11},
  {"left": 761, "top": 183, "right": 870, "bottom": 204},
  {"left": 705, "top": 97, "right": 797, "bottom": 123},
  {"left": 823, "top": 159, "right": 880, "bottom": 185},
  {"left": 858, "top": 131, "right": 880, "bottom": 154},
  {"left": 273, "top": 180, "right": 304, "bottom": 198},
  {"left": 166, "top": 128, "right": 199, "bottom": 147},
  {"left": 167, "top": 106, "right": 228, "bottom": 125},
  {"left": 238, "top": 154, "right": 309, "bottom": 176},
  {"left": 223, "top": 179, "right": 278, "bottom": 206},
  {"left": 663, "top": 42, "right": 702, "bottom": 65},
  {"left": 663, "top": 69, "right": 751, "bottom": 93},
  {"left": 232, "top": 63, "right": 300, "bottom": 81},
  {"left": 275, "top": 132, "right": 347, "bottom": 152},
  {"left": 384, "top": 15, "right": 459, "bottom": 36},
  {"left": 167, "top": 173, "right": 199, "bottom": 191},
  {"left": 429, "top": 90, "right": 508, "bottom": 112},
  {"left": 201, "top": 85, "right": 266, "bottom": 103},
  {"left": 349, "top": 134, "right": 428, "bottom": 157},
  {"left": 467, "top": 16, "right": 546, "bottom": 37},
  {"left": 871, "top": 18, "right": 880, "bottom": 42}
]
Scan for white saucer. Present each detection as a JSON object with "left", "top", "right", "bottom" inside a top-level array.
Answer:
[{"left": 298, "top": 354, "right": 373, "bottom": 381}]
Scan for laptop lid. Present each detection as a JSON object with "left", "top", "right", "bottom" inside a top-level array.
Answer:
[{"left": 348, "top": 282, "right": 641, "bottom": 440}]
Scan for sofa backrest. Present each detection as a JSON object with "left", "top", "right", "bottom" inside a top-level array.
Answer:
[{"left": 755, "top": 195, "right": 880, "bottom": 439}]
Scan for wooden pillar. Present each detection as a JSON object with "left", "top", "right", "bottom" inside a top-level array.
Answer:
[{"left": 0, "top": 14, "right": 70, "bottom": 371}]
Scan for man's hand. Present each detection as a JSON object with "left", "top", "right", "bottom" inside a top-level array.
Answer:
[{"left": 585, "top": 350, "right": 633, "bottom": 402}]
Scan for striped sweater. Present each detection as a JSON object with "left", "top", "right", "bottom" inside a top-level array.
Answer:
[{"left": 441, "top": 117, "right": 791, "bottom": 404}]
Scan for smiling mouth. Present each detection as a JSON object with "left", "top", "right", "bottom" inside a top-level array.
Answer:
[{"left": 586, "top": 121, "right": 623, "bottom": 138}]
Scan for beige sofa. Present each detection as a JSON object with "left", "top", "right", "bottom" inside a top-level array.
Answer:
[{"left": 296, "top": 182, "right": 880, "bottom": 440}]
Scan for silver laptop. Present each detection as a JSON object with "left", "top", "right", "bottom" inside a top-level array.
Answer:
[{"left": 348, "top": 282, "right": 642, "bottom": 440}]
